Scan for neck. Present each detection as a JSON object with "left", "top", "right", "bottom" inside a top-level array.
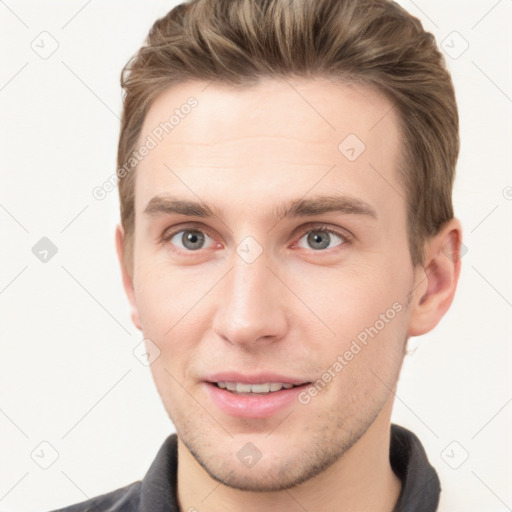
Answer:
[{"left": 176, "top": 402, "right": 401, "bottom": 512}]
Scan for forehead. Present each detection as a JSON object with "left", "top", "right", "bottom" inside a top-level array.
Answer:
[{"left": 134, "top": 77, "right": 403, "bottom": 220}]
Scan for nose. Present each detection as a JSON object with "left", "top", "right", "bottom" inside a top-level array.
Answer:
[{"left": 211, "top": 255, "right": 289, "bottom": 349}]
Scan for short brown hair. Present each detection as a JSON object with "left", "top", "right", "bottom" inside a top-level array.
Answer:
[{"left": 117, "top": 0, "right": 459, "bottom": 272}]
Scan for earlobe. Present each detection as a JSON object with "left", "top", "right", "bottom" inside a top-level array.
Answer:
[
  {"left": 407, "top": 218, "right": 463, "bottom": 337},
  {"left": 115, "top": 224, "right": 142, "bottom": 331}
]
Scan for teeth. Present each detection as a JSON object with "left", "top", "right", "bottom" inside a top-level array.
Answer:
[
  {"left": 225, "top": 382, "right": 237, "bottom": 391},
  {"left": 250, "top": 383, "right": 270, "bottom": 393},
  {"left": 216, "top": 382, "right": 296, "bottom": 394}
]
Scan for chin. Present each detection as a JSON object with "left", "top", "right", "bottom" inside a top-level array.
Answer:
[{"left": 181, "top": 431, "right": 346, "bottom": 493}]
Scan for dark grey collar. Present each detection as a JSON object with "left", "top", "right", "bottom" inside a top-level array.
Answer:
[{"left": 390, "top": 424, "right": 441, "bottom": 512}]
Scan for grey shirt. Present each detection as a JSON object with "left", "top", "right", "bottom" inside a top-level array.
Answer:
[{"left": 49, "top": 424, "right": 440, "bottom": 512}]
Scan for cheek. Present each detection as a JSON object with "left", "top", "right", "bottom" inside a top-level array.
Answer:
[
  {"left": 296, "top": 260, "right": 408, "bottom": 340},
  {"left": 133, "top": 264, "right": 212, "bottom": 375},
  {"left": 297, "top": 265, "right": 410, "bottom": 398},
  {"left": 135, "top": 281, "right": 172, "bottom": 335},
  {"left": 133, "top": 260, "right": 204, "bottom": 333},
  {"left": 312, "top": 301, "right": 408, "bottom": 412}
]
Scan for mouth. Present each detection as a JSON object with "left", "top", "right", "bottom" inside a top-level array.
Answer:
[
  {"left": 211, "top": 381, "right": 308, "bottom": 395},
  {"left": 204, "top": 377, "right": 312, "bottom": 418}
]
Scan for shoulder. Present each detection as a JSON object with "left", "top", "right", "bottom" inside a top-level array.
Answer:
[{"left": 48, "top": 481, "right": 141, "bottom": 512}]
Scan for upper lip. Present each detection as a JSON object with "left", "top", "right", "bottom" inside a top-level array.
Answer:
[{"left": 204, "top": 372, "right": 311, "bottom": 386}]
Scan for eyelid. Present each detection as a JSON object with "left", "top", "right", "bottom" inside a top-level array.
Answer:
[
  {"left": 293, "top": 222, "right": 354, "bottom": 244},
  {"left": 161, "top": 222, "right": 216, "bottom": 241}
]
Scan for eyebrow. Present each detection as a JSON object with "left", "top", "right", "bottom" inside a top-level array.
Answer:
[{"left": 143, "top": 194, "right": 378, "bottom": 222}]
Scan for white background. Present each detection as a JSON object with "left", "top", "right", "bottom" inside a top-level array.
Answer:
[{"left": 0, "top": 1, "right": 510, "bottom": 511}]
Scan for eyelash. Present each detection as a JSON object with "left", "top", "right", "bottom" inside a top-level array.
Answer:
[{"left": 161, "top": 222, "right": 353, "bottom": 254}]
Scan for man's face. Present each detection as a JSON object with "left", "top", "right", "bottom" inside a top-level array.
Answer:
[{"left": 125, "top": 78, "right": 418, "bottom": 491}]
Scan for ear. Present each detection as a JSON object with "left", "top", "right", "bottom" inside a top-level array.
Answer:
[
  {"left": 407, "top": 218, "right": 463, "bottom": 337},
  {"left": 115, "top": 224, "right": 141, "bottom": 331}
]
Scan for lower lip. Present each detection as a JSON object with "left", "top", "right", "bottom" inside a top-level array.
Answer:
[{"left": 205, "top": 382, "right": 308, "bottom": 418}]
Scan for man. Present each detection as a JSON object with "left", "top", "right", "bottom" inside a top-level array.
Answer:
[{"left": 52, "top": 0, "right": 462, "bottom": 510}]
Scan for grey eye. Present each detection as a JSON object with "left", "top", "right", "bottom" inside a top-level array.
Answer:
[
  {"left": 170, "top": 230, "right": 211, "bottom": 251},
  {"left": 298, "top": 230, "right": 344, "bottom": 251}
]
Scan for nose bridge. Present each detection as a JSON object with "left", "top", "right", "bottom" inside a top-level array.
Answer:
[{"left": 212, "top": 251, "right": 287, "bottom": 347}]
